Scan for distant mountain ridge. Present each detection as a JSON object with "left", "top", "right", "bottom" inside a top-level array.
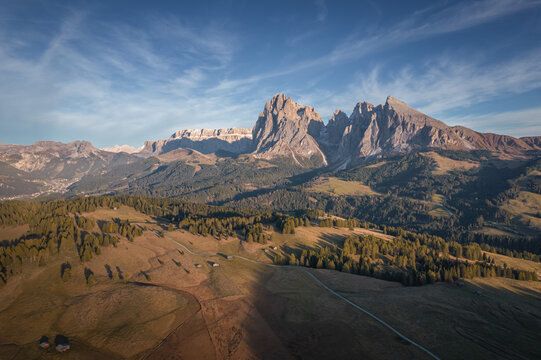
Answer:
[
  {"left": 102, "top": 144, "right": 142, "bottom": 154},
  {"left": 0, "top": 141, "right": 139, "bottom": 197},
  {"left": 141, "top": 128, "right": 253, "bottom": 156},
  {"left": 1, "top": 94, "right": 540, "bottom": 198}
]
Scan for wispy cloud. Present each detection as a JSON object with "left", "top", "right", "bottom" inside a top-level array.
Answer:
[
  {"left": 318, "top": 0, "right": 541, "bottom": 68},
  {"left": 291, "top": 49, "right": 541, "bottom": 136},
  {"left": 445, "top": 107, "right": 541, "bottom": 137},
  {"left": 332, "top": 50, "right": 541, "bottom": 115},
  {"left": 315, "top": 0, "right": 327, "bottom": 22},
  {"left": 202, "top": 0, "right": 541, "bottom": 101},
  {"left": 0, "top": 10, "right": 250, "bottom": 147},
  {"left": 286, "top": 29, "right": 320, "bottom": 47}
]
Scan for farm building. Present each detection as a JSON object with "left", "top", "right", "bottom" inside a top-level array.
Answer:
[
  {"left": 54, "top": 335, "right": 70, "bottom": 352},
  {"left": 271, "top": 246, "right": 278, "bottom": 250},
  {"left": 39, "top": 336, "right": 50, "bottom": 349},
  {"left": 195, "top": 264, "right": 202, "bottom": 268},
  {"left": 226, "top": 255, "right": 233, "bottom": 260},
  {"left": 212, "top": 262, "right": 220, "bottom": 267}
]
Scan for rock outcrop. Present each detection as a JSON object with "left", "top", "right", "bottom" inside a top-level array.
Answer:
[
  {"left": 102, "top": 144, "right": 142, "bottom": 154},
  {"left": 251, "top": 94, "right": 327, "bottom": 165},
  {"left": 141, "top": 128, "right": 252, "bottom": 156}
]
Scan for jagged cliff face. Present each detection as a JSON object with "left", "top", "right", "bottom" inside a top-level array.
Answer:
[
  {"left": 332, "top": 97, "right": 469, "bottom": 163},
  {"left": 323, "top": 110, "right": 350, "bottom": 147},
  {"left": 141, "top": 128, "right": 253, "bottom": 156},
  {"left": 252, "top": 94, "right": 326, "bottom": 165},
  {"left": 313, "top": 96, "right": 540, "bottom": 166}
]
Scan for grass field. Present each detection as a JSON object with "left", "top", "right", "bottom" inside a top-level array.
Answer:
[
  {"left": 476, "top": 226, "right": 521, "bottom": 238},
  {"left": 307, "top": 176, "right": 379, "bottom": 196},
  {"left": 502, "top": 191, "right": 541, "bottom": 229},
  {"left": 487, "top": 251, "right": 541, "bottom": 278},
  {"left": 0, "top": 224, "right": 29, "bottom": 241},
  {"left": 427, "top": 193, "right": 453, "bottom": 217},
  {"left": 421, "top": 151, "right": 479, "bottom": 175}
]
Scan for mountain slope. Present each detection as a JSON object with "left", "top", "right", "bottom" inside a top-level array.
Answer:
[{"left": 0, "top": 141, "right": 138, "bottom": 198}]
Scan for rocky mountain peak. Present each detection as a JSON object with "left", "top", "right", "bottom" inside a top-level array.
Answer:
[
  {"left": 335, "top": 96, "right": 467, "bottom": 161},
  {"left": 325, "top": 110, "right": 350, "bottom": 146},
  {"left": 252, "top": 94, "right": 326, "bottom": 165}
]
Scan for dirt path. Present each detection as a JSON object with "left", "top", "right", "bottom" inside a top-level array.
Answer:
[{"left": 165, "top": 235, "right": 441, "bottom": 360}]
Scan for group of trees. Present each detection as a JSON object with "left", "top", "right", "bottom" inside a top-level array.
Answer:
[
  {"left": 274, "top": 234, "right": 538, "bottom": 286},
  {"left": 319, "top": 217, "right": 360, "bottom": 229},
  {"left": 244, "top": 223, "right": 271, "bottom": 244},
  {"left": 0, "top": 197, "right": 146, "bottom": 286},
  {"left": 100, "top": 219, "right": 143, "bottom": 241},
  {"left": 278, "top": 216, "right": 304, "bottom": 234},
  {"left": 77, "top": 231, "right": 121, "bottom": 262}
]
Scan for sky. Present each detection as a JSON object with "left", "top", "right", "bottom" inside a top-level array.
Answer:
[{"left": 1, "top": 0, "right": 541, "bottom": 148}]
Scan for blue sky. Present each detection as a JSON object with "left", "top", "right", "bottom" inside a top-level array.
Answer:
[{"left": 1, "top": 0, "right": 541, "bottom": 148}]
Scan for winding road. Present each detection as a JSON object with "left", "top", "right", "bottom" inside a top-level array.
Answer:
[{"left": 166, "top": 235, "right": 441, "bottom": 360}]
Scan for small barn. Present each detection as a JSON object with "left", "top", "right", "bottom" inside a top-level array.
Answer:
[
  {"left": 195, "top": 264, "right": 202, "bottom": 268},
  {"left": 226, "top": 255, "right": 233, "bottom": 260},
  {"left": 39, "top": 336, "right": 50, "bottom": 349},
  {"left": 271, "top": 246, "right": 278, "bottom": 250},
  {"left": 212, "top": 262, "right": 220, "bottom": 267},
  {"left": 54, "top": 335, "right": 70, "bottom": 352}
]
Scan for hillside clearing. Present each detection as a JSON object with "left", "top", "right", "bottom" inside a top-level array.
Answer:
[
  {"left": 421, "top": 152, "right": 479, "bottom": 175},
  {"left": 308, "top": 177, "right": 379, "bottom": 196}
]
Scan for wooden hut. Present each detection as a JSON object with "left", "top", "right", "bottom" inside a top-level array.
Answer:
[
  {"left": 39, "top": 336, "right": 50, "bottom": 349},
  {"left": 54, "top": 335, "right": 70, "bottom": 352}
]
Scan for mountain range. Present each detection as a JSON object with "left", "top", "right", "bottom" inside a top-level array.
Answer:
[
  {"left": 0, "top": 94, "right": 540, "bottom": 200},
  {"left": 136, "top": 94, "right": 541, "bottom": 166}
]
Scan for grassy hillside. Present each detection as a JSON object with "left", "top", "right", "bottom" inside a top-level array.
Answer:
[
  {"left": 1, "top": 197, "right": 540, "bottom": 359},
  {"left": 68, "top": 155, "right": 314, "bottom": 204},
  {"left": 306, "top": 176, "right": 379, "bottom": 196}
]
